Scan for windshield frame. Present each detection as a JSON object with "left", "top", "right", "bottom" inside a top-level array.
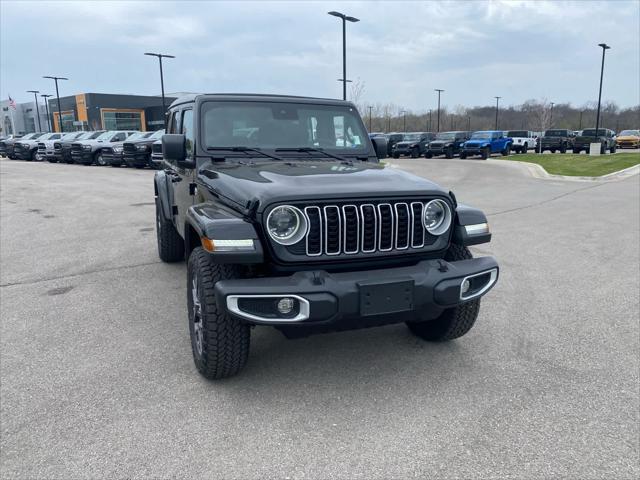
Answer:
[
  {"left": 470, "top": 132, "right": 492, "bottom": 140},
  {"left": 198, "top": 100, "right": 371, "bottom": 158}
]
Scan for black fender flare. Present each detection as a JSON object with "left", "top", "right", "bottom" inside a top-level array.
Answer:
[
  {"left": 185, "top": 202, "right": 263, "bottom": 264},
  {"left": 452, "top": 204, "right": 491, "bottom": 246},
  {"left": 154, "top": 170, "right": 173, "bottom": 221}
]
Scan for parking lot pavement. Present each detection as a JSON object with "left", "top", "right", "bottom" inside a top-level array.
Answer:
[{"left": 1, "top": 157, "right": 638, "bottom": 479}]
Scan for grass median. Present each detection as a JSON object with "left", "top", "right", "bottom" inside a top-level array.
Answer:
[{"left": 502, "top": 151, "right": 640, "bottom": 177}]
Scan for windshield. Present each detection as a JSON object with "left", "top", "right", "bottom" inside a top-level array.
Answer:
[
  {"left": 127, "top": 132, "right": 150, "bottom": 141},
  {"left": 545, "top": 130, "right": 567, "bottom": 137},
  {"left": 96, "top": 131, "right": 115, "bottom": 141},
  {"left": 619, "top": 130, "right": 639, "bottom": 136},
  {"left": 402, "top": 133, "right": 421, "bottom": 141},
  {"left": 507, "top": 131, "right": 528, "bottom": 137},
  {"left": 86, "top": 131, "right": 104, "bottom": 139},
  {"left": 470, "top": 132, "right": 492, "bottom": 139},
  {"left": 201, "top": 102, "right": 368, "bottom": 151},
  {"left": 435, "top": 132, "right": 455, "bottom": 140},
  {"left": 149, "top": 129, "right": 165, "bottom": 139},
  {"left": 581, "top": 129, "right": 605, "bottom": 136}
]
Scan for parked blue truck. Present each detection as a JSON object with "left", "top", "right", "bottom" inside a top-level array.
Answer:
[{"left": 460, "top": 131, "right": 512, "bottom": 159}]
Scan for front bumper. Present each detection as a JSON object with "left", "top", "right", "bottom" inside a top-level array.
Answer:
[
  {"left": 150, "top": 153, "right": 163, "bottom": 168},
  {"left": 461, "top": 146, "right": 487, "bottom": 156},
  {"left": 103, "top": 151, "right": 124, "bottom": 165},
  {"left": 124, "top": 152, "right": 150, "bottom": 167},
  {"left": 14, "top": 148, "right": 33, "bottom": 160},
  {"left": 215, "top": 256, "right": 499, "bottom": 329},
  {"left": 71, "top": 150, "right": 94, "bottom": 163},
  {"left": 617, "top": 141, "right": 639, "bottom": 148}
]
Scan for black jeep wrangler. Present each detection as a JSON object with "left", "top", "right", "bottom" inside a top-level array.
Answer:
[
  {"left": 425, "top": 131, "right": 471, "bottom": 159},
  {"left": 537, "top": 129, "right": 575, "bottom": 153},
  {"left": 154, "top": 94, "right": 499, "bottom": 379}
]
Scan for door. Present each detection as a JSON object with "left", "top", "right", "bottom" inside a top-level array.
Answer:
[{"left": 173, "top": 108, "right": 195, "bottom": 237}]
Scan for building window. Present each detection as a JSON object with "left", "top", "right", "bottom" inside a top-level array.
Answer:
[{"left": 102, "top": 110, "right": 143, "bottom": 130}]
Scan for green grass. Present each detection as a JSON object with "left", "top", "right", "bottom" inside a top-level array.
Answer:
[{"left": 502, "top": 151, "right": 640, "bottom": 177}]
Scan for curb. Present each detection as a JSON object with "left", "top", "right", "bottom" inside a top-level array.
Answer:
[{"left": 486, "top": 159, "right": 640, "bottom": 182}]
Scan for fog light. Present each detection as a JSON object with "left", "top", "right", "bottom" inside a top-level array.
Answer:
[
  {"left": 461, "top": 279, "right": 471, "bottom": 294},
  {"left": 277, "top": 298, "right": 295, "bottom": 315}
]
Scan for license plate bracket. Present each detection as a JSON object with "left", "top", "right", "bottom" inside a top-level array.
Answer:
[{"left": 358, "top": 280, "right": 414, "bottom": 316}]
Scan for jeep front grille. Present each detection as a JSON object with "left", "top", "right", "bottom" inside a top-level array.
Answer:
[{"left": 297, "top": 201, "right": 435, "bottom": 257}]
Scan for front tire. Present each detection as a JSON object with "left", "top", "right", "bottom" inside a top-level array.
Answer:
[
  {"left": 481, "top": 147, "right": 490, "bottom": 160},
  {"left": 445, "top": 146, "right": 454, "bottom": 159},
  {"left": 156, "top": 199, "right": 184, "bottom": 262},
  {"left": 392, "top": 153, "right": 400, "bottom": 159},
  {"left": 425, "top": 152, "right": 433, "bottom": 159},
  {"left": 459, "top": 152, "right": 467, "bottom": 159},
  {"left": 610, "top": 145, "right": 616, "bottom": 154},
  {"left": 406, "top": 245, "right": 480, "bottom": 341},
  {"left": 410, "top": 147, "right": 419, "bottom": 158},
  {"left": 501, "top": 145, "right": 511, "bottom": 156},
  {"left": 188, "top": 248, "right": 250, "bottom": 379},
  {"left": 96, "top": 152, "right": 106, "bottom": 166}
]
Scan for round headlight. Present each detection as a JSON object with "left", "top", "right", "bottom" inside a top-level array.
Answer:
[
  {"left": 266, "top": 205, "right": 307, "bottom": 245},
  {"left": 423, "top": 199, "right": 452, "bottom": 236}
]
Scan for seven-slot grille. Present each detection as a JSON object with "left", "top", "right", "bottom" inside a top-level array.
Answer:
[{"left": 296, "top": 201, "right": 437, "bottom": 257}]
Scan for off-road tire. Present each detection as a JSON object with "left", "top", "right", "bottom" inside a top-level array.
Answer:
[
  {"left": 481, "top": 147, "right": 490, "bottom": 160},
  {"left": 522, "top": 144, "right": 528, "bottom": 154},
  {"left": 187, "top": 247, "right": 250, "bottom": 379},
  {"left": 459, "top": 152, "right": 467, "bottom": 159},
  {"left": 156, "top": 199, "right": 184, "bottom": 262},
  {"left": 560, "top": 144, "right": 567, "bottom": 153},
  {"left": 406, "top": 245, "right": 480, "bottom": 341},
  {"left": 610, "top": 145, "right": 616, "bottom": 154},
  {"left": 393, "top": 153, "right": 400, "bottom": 159},
  {"left": 425, "top": 152, "right": 433, "bottom": 159},
  {"left": 600, "top": 143, "right": 606, "bottom": 155},
  {"left": 572, "top": 148, "right": 580, "bottom": 154},
  {"left": 410, "top": 148, "right": 419, "bottom": 158},
  {"left": 445, "top": 147, "right": 454, "bottom": 159},
  {"left": 501, "top": 145, "right": 511, "bottom": 156}
]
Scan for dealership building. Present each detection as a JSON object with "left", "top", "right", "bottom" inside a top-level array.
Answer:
[{"left": 45, "top": 93, "right": 177, "bottom": 132}]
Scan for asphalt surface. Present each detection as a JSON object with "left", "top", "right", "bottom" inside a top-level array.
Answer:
[{"left": 1, "top": 157, "right": 638, "bottom": 479}]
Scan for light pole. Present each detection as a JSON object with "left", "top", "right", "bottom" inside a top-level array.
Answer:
[
  {"left": 368, "top": 105, "right": 373, "bottom": 132},
  {"left": 400, "top": 110, "right": 407, "bottom": 132},
  {"left": 595, "top": 43, "right": 610, "bottom": 138},
  {"left": 26, "top": 90, "right": 42, "bottom": 132},
  {"left": 467, "top": 115, "right": 471, "bottom": 131},
  {"left": 428, "top": 109, "right": 432, "bottom": 132},
  {"left": 41, "top": 94, "right": 53, "bottom": 132},
  {"left": 550, "top": 102, "right": 555, "bottom": 127},
  {"left": 494, "top": 96, "right": 501, "bottom": 130},
  {"left": 43, "top": 76, "right": 68, "bottom": 132},
  {"left": 435, "top": 89, "right": 444, "bottom": 132},
  {"left": 144, "top": 52, "right": 175, "bottom": 129},
  {"left": 579, "top": 110, "right": 583, "bottom": 130},
  {"left": 328, "top": 11, "right": 359, "bottom": 101}
]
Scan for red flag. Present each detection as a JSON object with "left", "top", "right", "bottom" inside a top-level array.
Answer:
[{"left": 8, "top": 96, "right": 16, "bottom": 110}]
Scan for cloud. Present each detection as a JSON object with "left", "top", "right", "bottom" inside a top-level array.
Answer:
[{"left": 1, "top": 0, "right": 638, "bottom": 109}]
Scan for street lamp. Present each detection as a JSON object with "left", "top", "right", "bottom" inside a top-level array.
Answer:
[
  {"left": 400, "top": 110, "right": 407, "bottom": 132},
  {"left": 43, "top": 76, "right": 68, "bottom": 132},
  {"left": 368, "top": 105, "right": 373, "bottom": 132},
  {"left": 467, "top": 115, "right": 471, "bottom": 131},
  {"left": 40, "top": 94, "right": 53, "bottom": 132},
  {"left": 26, "top": 90, "right": 41, "bottom": 132},
  {"left": 494, "top": 96, "right": 502, "bottom": 130},
  {"left": 328, "top": 11, "right": 359, "bottom": 101},
  {"left": 579, "top": 110, "right": 584, "bottom": 130},
  {"left": 435, "top": 89, "right": 444, "bottom": 132},
  {"left": 550, "top": 102, "right": 555, "bottom": 127},
  {"left": 595, "top": 43, "right": 611, "bottom": 138},
  {"left": 144, "top": 52, "right": 175, "bottom": 128}
]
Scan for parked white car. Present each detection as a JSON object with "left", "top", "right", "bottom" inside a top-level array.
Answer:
[{"left": 505, "top": 130, "right": 537, "bottom": 154}]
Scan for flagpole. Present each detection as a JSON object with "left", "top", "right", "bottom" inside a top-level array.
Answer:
[{"left": 8, "top": 97, "right": 17, "bottom": 135}]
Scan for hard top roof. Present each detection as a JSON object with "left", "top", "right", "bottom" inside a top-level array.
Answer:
[{"left": 169, "top": 93, "right": 354, "bottom": 108}]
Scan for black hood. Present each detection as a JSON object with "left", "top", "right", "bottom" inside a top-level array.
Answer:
[{"left": 196, "top": 160, "right": 447, "bottom": 212}]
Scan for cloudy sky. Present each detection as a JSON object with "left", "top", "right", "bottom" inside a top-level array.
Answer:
[{"left": 1, "top": 0, "right": 638, "bottom": 111}]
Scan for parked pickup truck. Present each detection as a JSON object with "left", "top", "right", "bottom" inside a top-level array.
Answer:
[
  {"left": 537, "top": 129, "right": 574, "bottom": 153},
  {"left": 573, "top": 128, "right": 616, "bottom": 154},
  {"left": 14, "top": 133, "right": 63, "bottom": 161},
  {"left": 425, "top": 131, "right": 471, "bottom": 158},
  {"left": 40, "top": 131, "right": 86, "bottom": 162},
  {"left": 505, "top": 130, "right": 536, "bottom": 154},
  {"left": 154, "top": 93, "right": 499, "bottom": 379},
  {"left": 460, "top": 131, "right": 512, "bottom": 159},
  {"left": 1, "top": 132, "right": 42, "bottom": 159},
  {"left": 122, "top": 129, "right": 165, "bottom": 168},
  {"left": 71, "top": 130, "right": 137, "bottom": 165}
]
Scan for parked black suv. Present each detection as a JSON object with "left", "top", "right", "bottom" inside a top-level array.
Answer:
[
  {"left": 385, "top": 132, "right": 404, "bottom": 156},
  {"left": 425, "top": 131, "right": 471, "bottom": 158},
  {"left": 154, "top": 94, "right": 499, "bottom": 379},
  {"left": 573, "top": 128, "right": 616, "bottom": 154},
  {"left": 537, "top": 129, "right": 575, "bottom": 153},
  {"left": 122, "top": 129, "right": 165, "bottom": 168},
  {"left": 392, "top": 132, "right": 435, "bottom": 158}
]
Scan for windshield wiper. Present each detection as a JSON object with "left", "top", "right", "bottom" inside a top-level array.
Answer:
[
  {"left": 206, "top": 146, "right": 284, "bottom": 162},
  {"left": 274, "top": 147, "right": 351, "bottom": 162}
]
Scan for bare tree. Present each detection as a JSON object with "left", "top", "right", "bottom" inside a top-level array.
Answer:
[{"left": 349, "top": 77, "right": 366, "bottom": 111}]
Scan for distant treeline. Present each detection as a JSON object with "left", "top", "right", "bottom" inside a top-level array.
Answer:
[{"left": 357, "top": 100, "right": 639, "bottom": 133}]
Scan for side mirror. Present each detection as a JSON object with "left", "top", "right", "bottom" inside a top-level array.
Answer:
[
  {"left": 163, "top": 134, "right": 193, "bottom": 168},
  {"left": 371, "top": 136, "right": 388, "bottom": 159}
]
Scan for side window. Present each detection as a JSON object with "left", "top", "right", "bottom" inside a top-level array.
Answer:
[
  {"left": 114, "top": 132, "right": 125, "bottom": 141},
  {"left": 182, "top": 109, "right": 194, "bottom": 156},
  {"left": 168, "top": 110, "right": 181, "bottom": 134}
]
